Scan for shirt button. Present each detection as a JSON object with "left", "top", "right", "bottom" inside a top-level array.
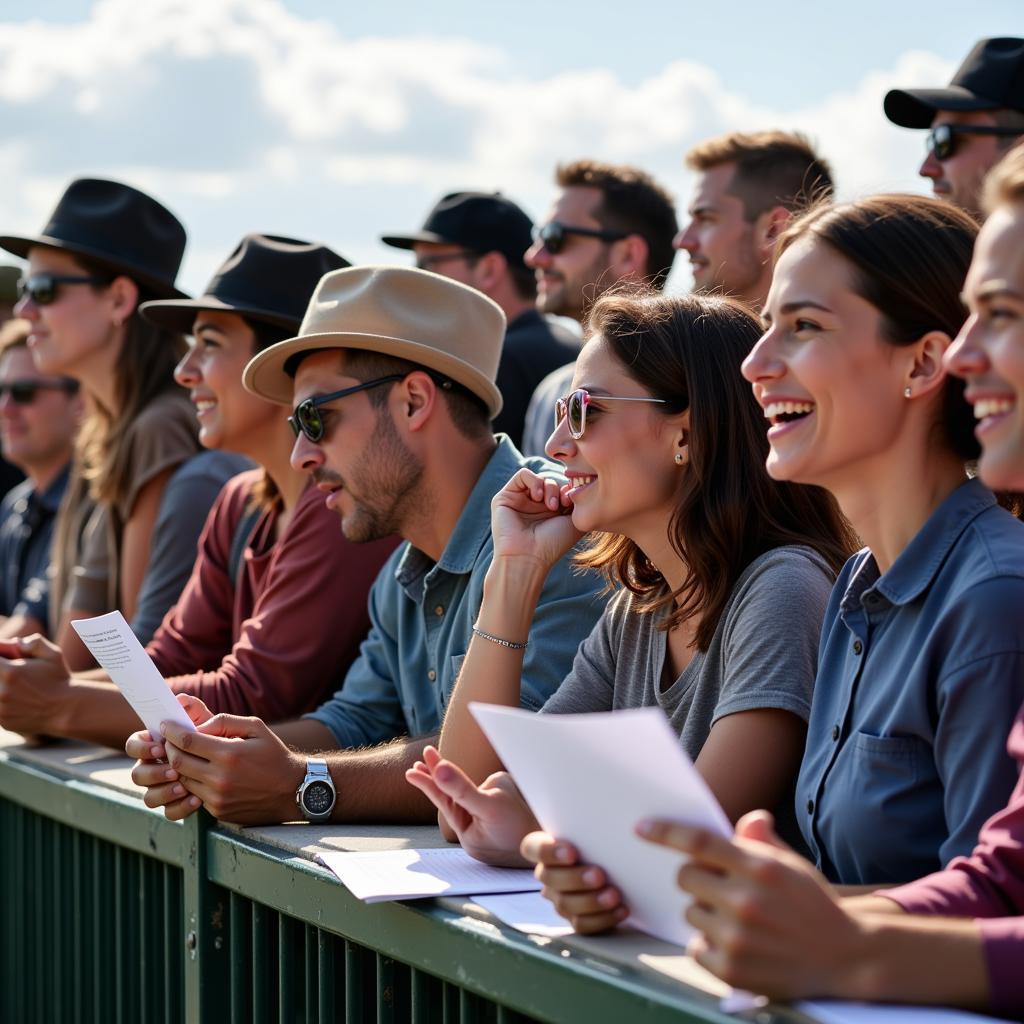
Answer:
[
  {"left": 832, "top": 724, "right": 840, "bottom": 741},
  {"left": 434, "top": 605, "right": 444, "bottom": 616},
  {"left": 427, "top": 669, "right": 436, "bottom": 682},
  {"left": 806, "top": 798, "right": 815, "bottom": 815},
  {"left": 852, "top": 639, "right": 863, "bottom": 655}
]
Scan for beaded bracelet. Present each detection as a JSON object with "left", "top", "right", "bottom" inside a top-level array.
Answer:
[{"left": 471, "top": 625, "right": 528, "bottom": 650}]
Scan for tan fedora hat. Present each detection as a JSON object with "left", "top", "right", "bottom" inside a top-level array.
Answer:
[{"left": 242, "top": 265, "right": 506, "bottom": 416}]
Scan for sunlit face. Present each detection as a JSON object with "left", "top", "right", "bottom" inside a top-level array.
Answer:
[
  {"left": 174, "top": 311, "right": 281, "bottom": 455},
  {"left": 289, "top": 350, "right": 421, "bottom": 543},
  {"left": 411, "top": 242, "right": 480, "bottom": 289},
  {"left": 673, "top": 163, "right": 765, "bottom": 304},
  {"left": 524, "top": 186, "right": 615, "bottom": 320},
  {"left": 743, "top": 237, "right": 913, "bottom": 491},
  {"left": 14, "top": 246, "right": 118, "bottom": 378},
  {"left": 545, "top": 334, "right": 684, "bottom": 539},
  {"left": 920, "top": 110, "right": 1009, "bottom": 216},
  {"left": 944, "top": 202, "right": 1024, "bottom": 490},
  {"left": 0, "top": 344, "right": 80, "bottom": 476}
]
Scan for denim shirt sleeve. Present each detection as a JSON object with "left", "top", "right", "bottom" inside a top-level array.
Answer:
[
  {"left": 303, "top": 555, "right": 408, "bottom": 749},
  {"left": 932, "top": 577, "right": 1024, "bottom": 865}
]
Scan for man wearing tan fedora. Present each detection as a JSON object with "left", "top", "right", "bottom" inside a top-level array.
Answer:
[{"left": 127, "top": 266, "right": 604, "bottom": 826}]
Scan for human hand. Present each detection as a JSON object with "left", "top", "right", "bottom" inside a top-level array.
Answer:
[
  {"left": 519, "top": 832, "right": 628, "bottom": 934},
  {"left": 0, "top": 633, "right": 72, "bottom": 736},
  {"left": 405, "top": 746, "right": 538, "bottom": 867},
  {"left": 489, "top": 468, "right": 582, "bottom": 570},
  {"left": 128, "top": 695, "right": 215, "bottom": 819},
  {"left": 637, "top": 810, "right": 867, "bottom": 999},
  {"left": 155, "top": 711, "right": 304, "bottom": 825}
]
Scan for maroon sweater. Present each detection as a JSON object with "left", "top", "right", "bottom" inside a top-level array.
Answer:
[{"left": 146, "top": 470, "right": 396, "bottom": 720}]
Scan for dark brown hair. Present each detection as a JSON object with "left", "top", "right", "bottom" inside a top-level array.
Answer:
[
  {"left": 247, "top": 318, "right": 294, "bottom": 509},
  {"left": 685, "top": 130, "right": 834, "bottom": 220},
  {"left": 777, "top": 194, "right": 979, "bottom": 461},
  {"left": 556, "top": 159, "right": 678, "bottom": 290},
  {"left": 71, "top": 255, "right": 189, "bottom": 506},
  {"left": 577, "top": 290, "right": 856, "bottom": 650}
]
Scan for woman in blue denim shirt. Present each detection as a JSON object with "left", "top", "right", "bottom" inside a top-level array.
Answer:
[{"left": 739, "top": 194, "right": 1024, "bottom": 888}]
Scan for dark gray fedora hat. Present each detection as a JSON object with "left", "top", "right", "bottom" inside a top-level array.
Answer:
[
  {"left": 0, "top": 177, "right": 188, "bottom": 299},
  {"left": 140, "top": 234, "right": 350, "bottom": 334},
  {"left": 885, "top": 37, "right": 1024, "bottom": 129}
]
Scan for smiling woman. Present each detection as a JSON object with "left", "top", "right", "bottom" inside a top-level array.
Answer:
[{"left": 745, "top": 194, "right": 1024, "bottom": 888}]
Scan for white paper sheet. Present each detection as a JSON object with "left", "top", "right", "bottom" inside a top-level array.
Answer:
[
  {"left": 472, "top": 891, "right": 574, "bottom": 937},
  {"left": 317, "top": 847, "right": 541, "bottom": 903},
  {"left": 469, "top": 704, "right": 732, "bottom": 946},
  {"left": 798, "top": 1001, "right": 1006, "bottom": 1023},
  {"left": 70, "top": 610, "right": 195, "bottom": 737}
]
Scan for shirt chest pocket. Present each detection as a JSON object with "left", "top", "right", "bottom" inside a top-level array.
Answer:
[{"left": 848, "top": 731, "right": 934, "bottom": 800}]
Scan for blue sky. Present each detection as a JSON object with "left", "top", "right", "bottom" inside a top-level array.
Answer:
[{"left": 1, "top": 2, "right": 1018, "bottom": 293}]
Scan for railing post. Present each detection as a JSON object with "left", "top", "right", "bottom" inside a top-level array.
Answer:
[{"left": 182, "top": 810, "right": 230, "bottom": 1022}]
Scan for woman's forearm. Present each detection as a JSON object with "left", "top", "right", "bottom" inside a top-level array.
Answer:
[{"left": 438, "top": 557, "right": 548, "bottom": 782}]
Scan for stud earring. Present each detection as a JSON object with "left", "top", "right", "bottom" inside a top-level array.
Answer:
[
  {"left": 674, "top": 452, "right": 684, "bottom": 465},
  {"left": 904, "top": 386, "right": 912, "bottom": 399}
]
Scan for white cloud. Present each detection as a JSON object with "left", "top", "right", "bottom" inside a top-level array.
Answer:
[{"left": 0, "top": 0, "right": 956, "bottom": 293}]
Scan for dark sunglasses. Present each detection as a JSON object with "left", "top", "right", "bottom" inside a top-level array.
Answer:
[
  {"left": 0, "top": 379, "right": 79, "bottom": 405},
  {"left": 288, "top": 375, "right": 407, "bottom": 442},
  {"left": 534, "top": 221, "right": 627, "bottom": 255},
  {"left": 415, "top": 249, "right": 480, "bottom": 271},
  {"left": 926, "top": 123, "right": 1022, "bottom": 161},
  {"left": 554, "top": 388, "right": 667, "bottom": 440},
  {"left": 17, "top": 273, "right": 107, "bottom": 307}
]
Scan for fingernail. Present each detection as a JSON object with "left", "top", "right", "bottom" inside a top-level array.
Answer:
[
  {"left": 598, "top": 889, "right": 617, "bottom": 907},
  {"left": 172, "top": 784, "right": 185, "bottom": 796},
  {"left": 150, "top": 746, "right": 162, "bottom": 758},
  {"left": 635, "top": 820, "right": 654, "bottom": 837},
  {"left": 583, "top": 868, "right": 601, "bottom": 886},
  {"left": 164, "top": 769, "right": 177, "bottom": 781},
  {"left": 188, "top": 796, "right": 201, "bottom": 808},
  {"left": 554, "top": 844, "right": 570, "bottom": 862}
]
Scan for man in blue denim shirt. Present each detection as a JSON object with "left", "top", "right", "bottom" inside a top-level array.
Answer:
[
  {"left": 798, "top": 478, "right": 1024, "bottom": 886},
  {"left": 127, "top": 266, "right": 604, "bottom": 825}
]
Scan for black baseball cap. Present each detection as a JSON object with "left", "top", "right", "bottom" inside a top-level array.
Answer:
[
  {"left": 381, "top": 191, "right": 534, "bottom": 270},
  {"left": 885, "top": 37, "right": 1024, "bottom": 129}
]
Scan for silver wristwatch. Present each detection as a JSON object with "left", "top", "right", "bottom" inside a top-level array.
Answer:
[{"left": 296, "top": 757, "right": 336, "bottom": 822}]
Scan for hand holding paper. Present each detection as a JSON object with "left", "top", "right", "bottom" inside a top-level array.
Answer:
[
  {"left": 71, "top": 610, "right": 195, "bottom": 738},
  {"left": 468, "top": 704, "right": 731, "bottom": 946}
]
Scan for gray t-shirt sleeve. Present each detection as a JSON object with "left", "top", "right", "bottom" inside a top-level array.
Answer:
[
  {"left": 130, "top": 452, "right": 253, "bottom": 644},
  {"left": 711, "top": 548, "right": 832, "bottom": 726},
  {"left": 540, "top": 588, "right": 624, "bottom": 715}
]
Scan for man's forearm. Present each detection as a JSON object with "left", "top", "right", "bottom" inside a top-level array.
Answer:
[
  {"left": 57, "top": 680, "right": 144, "bottom": 749},
  {"left": 840, "top": 914, "right": 989, "bottom": 1007},
  {"left": 326, "top": 734, "right": 438, "bottom": 823}
]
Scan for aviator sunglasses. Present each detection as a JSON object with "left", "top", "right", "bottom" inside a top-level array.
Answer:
[
  {"left": 926, "top": 123, "right": 1022, "bottom": 161},
  {"left": 555, "top": 388, "right": 667, "bottom": 440},
  {"left": 534, "top": 221, "right": 627, "bottom": 255},
  {"left": 0, "top": 378, "right": 79, "bottom": 405},
  {"left": 17, "top": 273, "right": 108, "bottom": 307}
]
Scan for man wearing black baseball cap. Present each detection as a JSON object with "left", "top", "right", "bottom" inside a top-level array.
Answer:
[
  {"left": 382, "top": 191, "right": 576, "bottom": 449},
  {"left": 885, "top": 37, "right": 1024, "bottom": 215}
]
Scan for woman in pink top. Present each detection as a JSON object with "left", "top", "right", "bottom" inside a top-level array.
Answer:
[
  {"left": 635, "top": 148, "right": 1024, "bottom": 1016},
  {"left": 0, "top": 235, "right": 396, "bottom": 751}
]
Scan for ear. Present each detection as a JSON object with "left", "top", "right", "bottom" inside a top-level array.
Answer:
[
  {"left": 905, "top": 330, "right": 953, "bottom": 399},
  {"left": 472, "top": 251, "right": 506, "bottom": 293},
  {"left": 672, "top": 408, "right": 691, "bottom": 466},
  {"left": 609, "top": 234, "right": 650, "bottom": 281},
  {"left": 754, "top": 206, "right": 791, "bottom": 260},
  {"left": 107, "top": 275, "right": 140, "bottom": 327},
  {"left": 394, "top": 370, "right": 443, "bottom": 434}
]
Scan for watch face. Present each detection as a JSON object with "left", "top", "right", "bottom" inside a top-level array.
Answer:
[{"left": 303, "top": 780, "right": 334, "bottom": 816}]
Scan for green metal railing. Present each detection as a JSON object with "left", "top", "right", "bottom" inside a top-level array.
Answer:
[{"left": 0, "top": 746, "right": 787, "bottom": 1024}]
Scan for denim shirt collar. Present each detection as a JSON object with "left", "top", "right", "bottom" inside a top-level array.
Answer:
[
  {"left": 848, "top": 478, "right": 996, "bottom": 611},
  {"left": 395, "top": 435, "right": 524, "bottom": 597}
]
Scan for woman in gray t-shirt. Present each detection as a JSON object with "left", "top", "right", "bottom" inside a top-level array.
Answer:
[{"left": 408, "top": 291, "right": 856, "bottom": 928}]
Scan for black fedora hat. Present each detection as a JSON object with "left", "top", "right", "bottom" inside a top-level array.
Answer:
[
  {"left": 885, "top": 37, "right": 1024, "bottom": 129},
  {"left": 140, "top": 234, "right": 350, "bottom": 334},
  {"left": 0, "top": 177, "right": 188, "bottom": 299},
  {"left": 382, "top": 191, "right": 534, "bottom": 270}
]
